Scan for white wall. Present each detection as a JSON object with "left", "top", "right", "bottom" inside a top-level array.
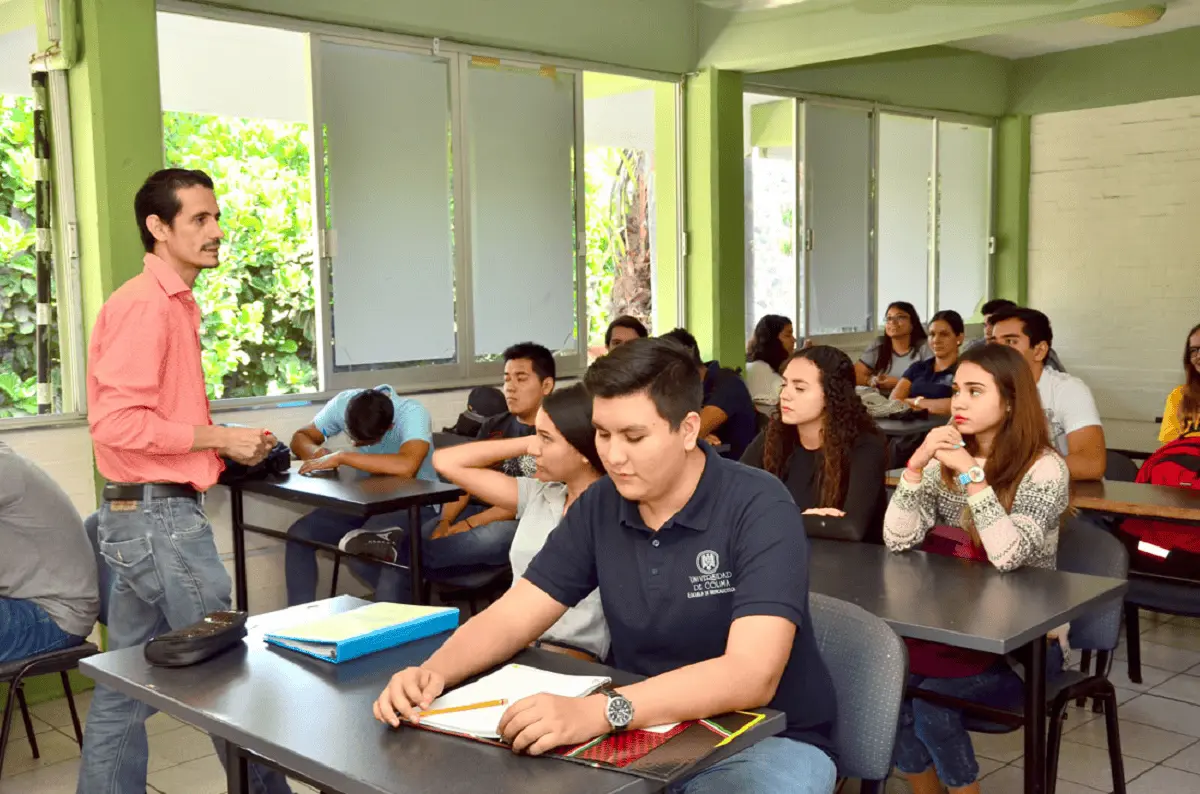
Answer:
[
  {"left": 0, "top": 386, "right": 474, "bottom": 615},
  {"left": 1028, "top": 95, "right": 1200, "bottom": 422}
]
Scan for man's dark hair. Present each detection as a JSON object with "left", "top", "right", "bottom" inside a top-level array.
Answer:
[
  {"left": 503, "top": 342, "right": 556, "bottom": 383},
  {"left": 990, "top": 306, "right": 1053, "bottom": 349},
  {"left": 584, "top": 338, "right": 702, "bottom": 430},
  {"left": 134, "top": 168, "right": 215, "bottom": 253},
  {"left": 981, "top": 298, "right": 1018, "bottom": 317},
  {"left": 604, "top": 315, "right": 649, "bottom": 348},
  {"left": 659, "top": 328, "right": 703, "bottom": 367},
  {"left": 345, "top": 389, "right": 395, "bottom": 445}
]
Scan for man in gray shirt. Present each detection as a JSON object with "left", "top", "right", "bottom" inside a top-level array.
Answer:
[{"left": 0, "top": 441, "right": 99, "bottom": 661}]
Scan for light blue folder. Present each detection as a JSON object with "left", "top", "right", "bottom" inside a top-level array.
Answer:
[{"left": 265, "top": 602, "right": 459, "bottom": 664}]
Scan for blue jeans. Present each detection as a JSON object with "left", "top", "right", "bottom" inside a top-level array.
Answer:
[
  {"left": 284, "top": 506, "right": 437, "bottom": 606},
  {"left": 0, "top": 597, "right": 85, "bottom": 663},
  {"left": 669, "top": 737, "right": 836, "bottom": 794},
  {"left": 379, "top": 508, "right": 518, "bottom": 604},
  {"left": 893, "top": 643, "right": 1065, "bottom": 788},
  {"left": 76, "top": 498, "right": 291, "bottom": 794}
]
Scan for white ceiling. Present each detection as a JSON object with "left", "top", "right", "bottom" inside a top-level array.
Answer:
[{"left": 954, "top": 0, "right": 1200, "bottom": 59}]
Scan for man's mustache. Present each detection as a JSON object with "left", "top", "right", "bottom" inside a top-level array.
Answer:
[{"left": 202, "top": 241, "right": 222, "bottom": 252}]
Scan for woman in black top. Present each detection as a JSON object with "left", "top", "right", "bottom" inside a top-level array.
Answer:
[{"left": 742, "top": 346, "right": 888, "bottom": 543}]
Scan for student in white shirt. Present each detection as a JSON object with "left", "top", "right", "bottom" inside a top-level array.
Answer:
[
  {"left": 431, "top": 383, "right": 610, "bottom": 662},
  {"left": 990, "top": 307, "right": 1106, "bottom": 481},
  {"left": 744, "top": 314, "right": 797, "bottom": 417}
]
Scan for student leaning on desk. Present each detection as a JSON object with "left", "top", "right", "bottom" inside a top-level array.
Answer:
[{"left": 375, "top": 339, "right": 838, "bottom": 794}]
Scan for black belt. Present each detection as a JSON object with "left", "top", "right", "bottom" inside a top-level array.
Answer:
[{"left": 103, "top": 483, "right": 199, "bottom": 502}]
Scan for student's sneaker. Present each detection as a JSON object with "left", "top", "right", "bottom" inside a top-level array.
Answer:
[{"left": 338, "top": 529, "right": 405, "bottom": 562}]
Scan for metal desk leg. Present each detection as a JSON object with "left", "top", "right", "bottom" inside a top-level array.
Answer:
[
  {"left": 408, "top": 504, "right": 425, "bottom": 605},
  {"left": 231, "top": 488, "right": 249, "bottom": 611},
  {"left": 224, "top": 740, "right": 249, "bottom": 794},
  {"left": 1022, "top": 635, "right": 1048, "bottom": 794}
]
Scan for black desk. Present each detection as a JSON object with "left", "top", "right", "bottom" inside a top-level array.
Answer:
[
  {"left": 875, "top": 415, "right": 947, "bottom": 437},
  {"left": 809, "top": 540, "right": 1127, "bottom": 794},
  {"left": 228, "top": 464, "right": 464, "bottom": 608},
  {"left": 80, "top": 597, "right": 784, "bottom": 794}
]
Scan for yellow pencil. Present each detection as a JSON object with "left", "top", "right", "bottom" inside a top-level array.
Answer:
[{"left": 418, "top": 699, "right": 508, "bottom": 718}]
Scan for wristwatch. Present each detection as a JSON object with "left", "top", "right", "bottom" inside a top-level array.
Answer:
[
  {"left": 912, "top": 396, "right": 925, "bottom": 407},
  {"left": 958, "top": 466, "right": 986, "bottom": 487},
  {"left": 600, "top": 687, "right": 634, "bottom": 732}
]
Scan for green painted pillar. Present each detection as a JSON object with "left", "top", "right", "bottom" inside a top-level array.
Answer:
[
  {"left": 69, "top": 0, "right": 163, "bottom": 337},
  {"left": 684, "top": 68, "right": 745, "bottom": 368},
  {"left": 652, "top": 81, "right": 680, "bottom": 334},
  {"left": 993, "top": 114, "right": 1030, "bottom": 304}
]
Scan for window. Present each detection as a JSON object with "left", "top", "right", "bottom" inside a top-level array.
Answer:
[
  {"left": 742, "top": 91, "right": 994, "bottom": 339},
  {"left": 582, "top": 73, "right": 678, "bottom": 351},
  {"left": 158, "top": 13, "right": 318, "bottom": 400},
  {"left": 0, "top": 24, "right": 66, "bottom": 418}
]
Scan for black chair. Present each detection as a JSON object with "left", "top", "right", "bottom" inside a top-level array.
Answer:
[
  {"left": 422, "top": 566, "right": 513, "bottom": 617},
  {"left": 1105, "top": 450, "right": 1140, "bottom": 483},
  {"left": 1123, "top": 580, "right": 1200, "bottom": 685},
  {"left": 0, "top": 643, "right": 99, "bottom": 779}
]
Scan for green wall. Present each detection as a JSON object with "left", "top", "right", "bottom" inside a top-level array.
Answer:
[
  {"left": 1009, "top": 26, "right": 1200, "bottom": 115},
  {"left": 0, "top": 0, "right": 34, "bottom": 33},
  {"left": 994, "top": 115, "right": 1030, "bottom": 305},
  {"left": 199, "top": 0, "right": 695, "bottom": 74},
  {"left": 755, "top": 46, "right": 1011, "bottom": 118}
]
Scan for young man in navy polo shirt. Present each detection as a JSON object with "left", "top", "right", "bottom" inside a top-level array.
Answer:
[{"left": 374, "top": 339, "right": 837, "bottom": 793}]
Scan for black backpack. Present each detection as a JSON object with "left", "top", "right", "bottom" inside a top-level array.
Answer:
[
  {"left": 443, "top": 386, "right": 507, "bottom": 437},
  {"left": 217, "top": 424, "right": 292, "bottom": 485}
]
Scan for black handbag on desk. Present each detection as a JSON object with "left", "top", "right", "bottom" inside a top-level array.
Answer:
[
  {"left": 144, "top": 611, "right": 249, "bottom": 668},
  {"left": 216, "top": 423, "right": 292, "bottom": 485}
]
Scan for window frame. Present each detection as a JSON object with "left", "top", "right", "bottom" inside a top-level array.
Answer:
[
  {"left": 741, "top": 83, "right": 996, "bottom": 341},
  {"left": 156, "top": 0, "right": 684, "bottom": 407}
]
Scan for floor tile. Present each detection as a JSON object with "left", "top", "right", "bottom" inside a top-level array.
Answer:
[
  {"left": 1120, "top": 694, "right": 1200, "bottom": 738},
  {"left": 1104, "top": 662, "right": 1176, "bottom": 693},
  {"left": 970, "top": 729, "right": 1026, "bottom": 763},
  {"left": 0, "top": 729, "right": 81, "bottom": 778},
  {"left": 1065, "top": 714, "right": 1197, "bottom": 762},
  {"left": 146, "top": 753, "right": 227, "bottom": 794},
  {"left": 29, "top": 691, "right": 92, "bottom": 730},
  {"left": 0, "top": 757, "right": 81, "bottom": 794},
  {"left": 1169, "top": 616, "right": 1200, "bottom": 630},
  {"left": 147, "top": 725, "right": 216, "bottom": 774},
  {"left": 1116, "top": 641, "right": 1200, "bottom": 673},
  {"left": 1163, "top": 740, "right": 1200, "bottom": 775},
  {"left": 1141, "top": 624, "right": 1200, "bottom": 653},
  {"left": 1126, "top": 764, "right": 1200, "bottom": 793},
  {"left": 1151, "top": 673, "right": 1200, "bottom": 708},
  {"left": 1011, "top": 739, "right": 1153, "bottom": 790},
  {"left": 981, "top": 764, "right": 1103, "bottom": 794},
  {"left": 0, "top": 710, "right": 55, "bottom": 741}
]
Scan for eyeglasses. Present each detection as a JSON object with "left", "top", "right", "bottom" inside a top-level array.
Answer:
[
  {"left": 1189, "top": 347, "right": 1200, "bottom": 360},
  {"left": 885, "top": 315, "right": 910, "bottom": 325}
]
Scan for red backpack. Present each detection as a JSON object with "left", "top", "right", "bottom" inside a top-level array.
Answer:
[{"left": 1120, "top": 437, "right": 1200, "bottom": 553}]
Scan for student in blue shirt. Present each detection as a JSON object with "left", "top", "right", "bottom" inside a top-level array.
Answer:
[
  {"left": 373, "top": 339, "right": 837, "bottom": 794},
  {"left": 284, "top": 385, "right": 435, "bottom": 605},
  {"left": 661, "top": 327, "right": 758, "bottom": 460},
  {"left": 892, "top": 310, "right": 965, "bottom": 416}
]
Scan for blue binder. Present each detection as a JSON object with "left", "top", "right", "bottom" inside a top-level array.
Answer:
[{"left": 265, "top": 602, "right": 459, "bottom": 664}]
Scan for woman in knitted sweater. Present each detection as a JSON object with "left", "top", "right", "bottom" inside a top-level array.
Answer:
[{"left": 884, "top": 343, "right": 1069, "bottom": 794}]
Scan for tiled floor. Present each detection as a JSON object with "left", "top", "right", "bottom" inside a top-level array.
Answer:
[{"left": 6, "top": 614, "right": 1200, "bottom": 793}]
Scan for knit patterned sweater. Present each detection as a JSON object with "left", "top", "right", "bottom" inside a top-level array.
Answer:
[{"left": 883, "top": 451, "right": 1070, "bottom": 573}]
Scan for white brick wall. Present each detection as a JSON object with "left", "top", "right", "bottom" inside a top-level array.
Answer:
[{"left": 1028, "top": 95, "right": 1200, "bottom": 421}]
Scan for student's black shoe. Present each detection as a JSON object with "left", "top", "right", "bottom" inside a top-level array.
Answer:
[{"left": 338, "top": 529, "right": 404, "bottom": 562}]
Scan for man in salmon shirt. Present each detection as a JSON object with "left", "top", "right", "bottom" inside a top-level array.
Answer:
[{"left": 77, "top": 169, "right": 291, "bottom": 794}]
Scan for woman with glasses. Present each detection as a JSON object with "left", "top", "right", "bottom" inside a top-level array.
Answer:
[
  {"left": 1159, "top": 322, "right": 1200, "bottom": 445},
  {"left": 855, "top": 301, "right": 933, "bottom": 395}
]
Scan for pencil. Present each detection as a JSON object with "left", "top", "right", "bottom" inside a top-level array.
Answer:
[{"left": 418, "top": 699, "right": 508, "bottom": 718}]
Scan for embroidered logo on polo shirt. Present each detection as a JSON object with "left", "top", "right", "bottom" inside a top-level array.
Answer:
[{"left": 688, "top": 550, "right": 735, "bottom": 599}]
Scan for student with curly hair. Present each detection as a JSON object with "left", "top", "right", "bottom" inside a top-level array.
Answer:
[
  {"left": 743, "top": 314, "right": 797, "bottom": 416},
  {"left": 742, "top": 346, "right": 888, "bottom": 543}
]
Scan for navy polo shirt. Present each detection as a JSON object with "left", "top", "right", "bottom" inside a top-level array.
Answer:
[
  {"left": 522, "top": 444, "right": 837, "bottom": 755},
  {"left": 901, "top": 358, "right": 957, "bottom": 400},
  {"left": 702, "top": 361, "right": 758, "bottom": 460}
]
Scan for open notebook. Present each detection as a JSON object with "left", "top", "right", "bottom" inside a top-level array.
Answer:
[{"left": 265, "top": 602, "right": 459, "bottom": 664}]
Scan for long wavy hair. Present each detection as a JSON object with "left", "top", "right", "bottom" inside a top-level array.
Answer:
[
  {"left": 873, "top": 301, "right": 928, "bottom": 377},
  {"left": 746, "top": 314, "right": 792, "bottom": 373},
  {"left": 941, "top": 344, "right": 1053, "bottom": 544},
  {"left": 1180, "top": 322, "right": 1200, "bottom": 429},
  {"left": 761, "top": 346, "right": 880, "bottom": 509}
]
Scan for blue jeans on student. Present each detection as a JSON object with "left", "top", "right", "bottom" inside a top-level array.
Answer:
[
  {"left": 893, "top": 643, "right": 1065, "bottom": 788},
  {"left": 284, "top": 506, "right": 437, "bottom": 606},
  {"left": 669, "top": 737, "right": 836, "bottom": 794},
  {"left": 76, "top": 498, "right": 291, "bottom": 794},
  {"left": 378, "top": 507, "right": 519, "bottom": 604},
  {"left": 0, "top": 597, "right": 85, "bottom": 663}
]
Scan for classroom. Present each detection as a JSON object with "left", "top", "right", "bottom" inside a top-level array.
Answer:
[{"left": 2, "top": 0, "right": 1200, "bottom": 792}]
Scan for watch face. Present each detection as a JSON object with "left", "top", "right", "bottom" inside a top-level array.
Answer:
[
  {"left": 606, "top": 696, "right": 634, "bottom": 729},
  {"left": 969, "top": 466, "right": 986, "bottom": 483}
]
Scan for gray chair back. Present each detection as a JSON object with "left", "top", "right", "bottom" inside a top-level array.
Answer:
[
  {"left": 1059, "top": 517, "right": 1129, "bottom": 652},
  {"left": 1105, "top": 450, "right": 1140, "bottom": 483},
  {"left": 810, "top": 593, "right": 908, "bottom": 782}
]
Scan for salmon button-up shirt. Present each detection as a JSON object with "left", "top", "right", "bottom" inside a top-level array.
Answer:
[{"left": 87, "top": 254, "right": 223, "bottom": 491}]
